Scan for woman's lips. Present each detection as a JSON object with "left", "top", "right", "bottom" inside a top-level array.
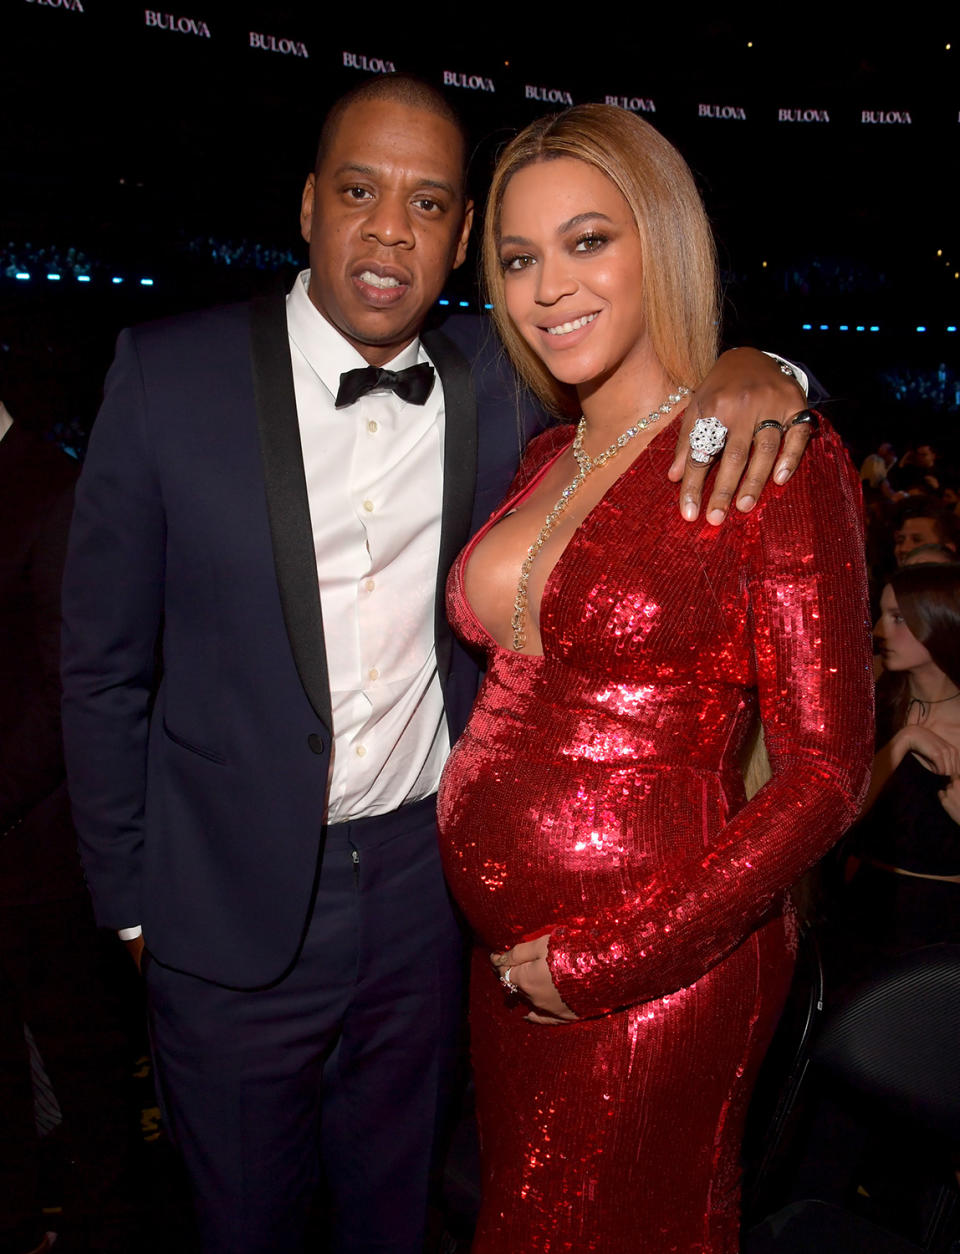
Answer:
[
  {"left": 543, "top": 312, "right": 599, "bottom": 337},
  {"left": 535, "top": 310, "right": 600, "bottom": 348}
]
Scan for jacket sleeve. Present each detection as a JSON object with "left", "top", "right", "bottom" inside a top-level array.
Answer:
[
  {"left": 61, "top": 329, "right": 164, "bottom": 930},
  {"left": 546, "top": 422, "right": 874, "bottom": 1018}
]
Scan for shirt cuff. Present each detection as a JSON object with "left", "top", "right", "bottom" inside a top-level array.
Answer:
[
  {"left": 118, "top": 925, "right": 143, "bottom": 941},
  {"left": 762, "top": 351, "right": 809, "bottom": 399}
]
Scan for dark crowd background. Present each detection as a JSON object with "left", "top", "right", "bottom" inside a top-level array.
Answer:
[{"left": 1, "top": 7, "right": 958, "bottom": 466}]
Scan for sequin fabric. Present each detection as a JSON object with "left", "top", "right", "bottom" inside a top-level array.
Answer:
[{"left": 436, "top": 417, "right": 874, "bottom": 1253}]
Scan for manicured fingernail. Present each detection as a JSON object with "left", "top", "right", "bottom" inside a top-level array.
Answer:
[
  {"left": 774, "top": 463, "right": 790, "bottom": 484},
  {"left": 682, "top": 500, "right": 698, "bottom": 522},
  {"left": 707, "top": 508, "right": 726, "bottom": 526},
  {"left": 737, "top": 495, "right": 756, "bottom": 512}
]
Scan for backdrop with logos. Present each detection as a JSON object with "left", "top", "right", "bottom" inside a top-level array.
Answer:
[{"left": 2, "top": 6, "right": 959, "bottom": 440}]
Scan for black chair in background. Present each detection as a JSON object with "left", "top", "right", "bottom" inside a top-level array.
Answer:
[{"left": 745, "top": 943, "right": 960, "bottom": 1254}]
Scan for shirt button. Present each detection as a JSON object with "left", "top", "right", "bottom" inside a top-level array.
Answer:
[
  {"left": 355, "top": 744, "right": 367, "bottom": 758},
  {"left": 362, "top": 499, "right": 374, "bottom": 513},
  {"left": 368, "top": 667, "right": 379, "bottom": 682},
  {"left": 367, "top": 420, "right": 378, "bottom": 433},
  {"left": 364, "top": 578, "right": 375, "bottom": 592}
]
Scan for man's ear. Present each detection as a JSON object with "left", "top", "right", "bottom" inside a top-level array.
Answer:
[
  {"left": 300, "top": 174, "right": 316, "bottom": 244},
  {"left": 452, "top": 199, "right": 474, "bottom": 271}
]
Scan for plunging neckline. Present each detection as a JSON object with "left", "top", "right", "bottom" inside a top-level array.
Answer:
[{"left": 457, "top": 415, "right": 680, "bottom": 659}]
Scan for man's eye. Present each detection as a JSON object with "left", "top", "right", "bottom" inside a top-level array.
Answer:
[
  {"left": 345, "top": 186, "right": 371, "bottom": 200},
  {"left": 414, "top": 198, "right": 440, "bottom": 212}
]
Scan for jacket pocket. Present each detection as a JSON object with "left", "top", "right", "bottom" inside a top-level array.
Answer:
[{"left": 162, "top": 720, "right": 227, "bottom": 765}]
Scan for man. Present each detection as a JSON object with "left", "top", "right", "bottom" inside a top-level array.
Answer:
[
  {"left": 62, "top": 76, "right": 811, "bottom": 1253},
  {"left": 893, "top": 496, "right": 958, "bottom": 565},
  {"left": 890, "top": 440, "right": 941, "bottom": 495}
]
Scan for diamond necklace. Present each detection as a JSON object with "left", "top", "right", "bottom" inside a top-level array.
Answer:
[{"left": 510, "top": 385, "right": 690, "bottom": 651}]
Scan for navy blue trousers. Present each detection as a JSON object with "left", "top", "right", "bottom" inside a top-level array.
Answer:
[{"left": 146, "top": 796, "right": 465, "bottom": 1253}]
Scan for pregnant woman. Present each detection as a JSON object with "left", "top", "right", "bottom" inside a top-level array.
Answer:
[{"left": 437, "top": 104, "right": 874, "bottom": 1253}]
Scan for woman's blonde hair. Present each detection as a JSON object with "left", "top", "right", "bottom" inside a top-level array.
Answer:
[{"left": 482, "top": 103, "right": 719, "bottom": 419}]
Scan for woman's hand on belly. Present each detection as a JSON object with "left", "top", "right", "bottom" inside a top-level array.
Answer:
[{"left": 491, "top": 937, "right": 579, "bottom": 1025}]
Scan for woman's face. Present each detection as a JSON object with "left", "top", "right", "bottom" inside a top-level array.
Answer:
[
  {"left": 875, "top": 584, "right": 934, "bottom": 673},
  {"left": 497, "top": 158, "right": 648, "bottom": 390}
]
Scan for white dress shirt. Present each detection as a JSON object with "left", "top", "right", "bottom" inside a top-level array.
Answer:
[{"left": 286, "top": 270, "right": 450, "bottom": 822}]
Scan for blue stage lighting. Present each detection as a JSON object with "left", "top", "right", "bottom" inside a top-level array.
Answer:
[
  {"left": 459, "top": 300, "right": 469, "bottom": 308},
  {"left": 819, "top": 324, "right": 829, "bottom": 331},
  {"left": 484, "top": 303, "right": 493, "bottom": 310},
  {"left": 140, "top": 278, "right": 154, "bottom": 287},
  {"left": 112, "top": 277, "right": 123, "bottom": 284},
  {"left": 947, "top": 326, "right": 957, "bottom": 333},
  {"left": 438, "top": 299, "right": 450, "bottom": 306},
  {"left": 14, "top": 272, "right": 30, "bottom": 281},
  {"left": 838, "top": 325, "right": 849, "bottom": 331},
  {"left": 801, "top": 323, "right": 812, "bottom": 330},
  {"left": 916, "top": 325, "right": 926, "bottom": 332},
  {"left": 856, "top": 325, "right": 865, "bottom": 332},
  {"left": 47, "top": 273, "right": 61, "bottom": 281},
  {"left": 78, "top": 275, "right": 91, "bottom": 283},
  {"left": 870, "top": 325, "right": 880, "bottom": 332}
]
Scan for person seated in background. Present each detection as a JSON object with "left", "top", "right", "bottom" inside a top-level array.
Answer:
[
  {"left": 787, "top": 562, "right": 960, "bottom": 1235},
  {"left": 0, "top": 400, "right": 134, "bottom": 1254},
  {"left": 860, "top": 440, "right": 903, "bottom": 504},
  {"left": 848, "top": 561, "right": 960, "bottom": 963},
  {"left": 889, "top": 440, "right": 942, "bottom": 496},
  {"left": 893, "top": 495, "right": 958, "bottom": 566}
]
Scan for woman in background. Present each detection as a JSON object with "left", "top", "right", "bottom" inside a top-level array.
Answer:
[
  {"left": 436, "top": 104, "right": 873, "bottom": 1253},
  {"left": 848, "top": 562, "right": 960, "bottom": 958}
]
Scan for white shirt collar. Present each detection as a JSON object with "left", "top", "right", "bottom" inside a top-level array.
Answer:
[
  {"left": 0, "top": 402, "right": 13, "bottom": 443},
  {"left": 286, "top": 269, "right": 424, "bottom": 401}
]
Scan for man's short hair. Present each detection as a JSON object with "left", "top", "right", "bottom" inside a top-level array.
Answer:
[
  {"left": 894, "top": 495, "right": 959, "bottom": 548},
  {"left": 314, "top": 74, "right": 469, "bottom": 191}
]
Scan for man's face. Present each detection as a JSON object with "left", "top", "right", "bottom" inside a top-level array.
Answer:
[
  {"left": 916, "top": 444, "right": 936, "bottom": 468},
  {"left": 894, "top": 516, "right": 947, "bottom": 564},
  {"left": 300, "top": 99, "right": 473, "bottom": 367}
]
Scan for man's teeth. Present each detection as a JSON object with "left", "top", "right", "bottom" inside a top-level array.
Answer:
[
  {"left": 359, "top": 271, "right": 401, "bottom": 289},
  {"left": 546, "top": 313, "right": 598, "bottom": 336}
]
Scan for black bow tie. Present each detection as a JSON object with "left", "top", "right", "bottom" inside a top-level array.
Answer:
[{"left": 334, "top": 362, "right": 435, "bottom": 409}]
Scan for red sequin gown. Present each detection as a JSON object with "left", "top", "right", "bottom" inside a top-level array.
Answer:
[{"left": 437, "top": 418, "right": 873, "bottom": 1253}]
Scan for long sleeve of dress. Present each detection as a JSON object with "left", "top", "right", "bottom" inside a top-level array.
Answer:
[{"left": 546, "top": 425, "right": 874, "bottom": 1019}]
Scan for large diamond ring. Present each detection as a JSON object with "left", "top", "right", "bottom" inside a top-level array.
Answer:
[
  {"left": 499, "top": 966, "right": 518, "bottom": 993},
  {"left": 689, "top": 415, "right": 729, "bottom": 463}
]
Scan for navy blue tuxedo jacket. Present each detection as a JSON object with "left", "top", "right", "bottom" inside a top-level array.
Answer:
[{"left": 62, "top": 292, "right": 539, "bottom": 989}]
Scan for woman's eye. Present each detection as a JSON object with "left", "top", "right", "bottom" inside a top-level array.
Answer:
[
  {"left": 574, "top": 233, "right": 607, "bottom": 253},
  {"left": 502, "top": 254, "right": 534, "bottom": 271}
]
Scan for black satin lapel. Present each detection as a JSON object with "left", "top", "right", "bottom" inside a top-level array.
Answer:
[
  {"left": 249, "top": 292, "right": 332, "bottom": 729},
  {"left": 423, "top": 327, "right": 478, "bottom": 686}
]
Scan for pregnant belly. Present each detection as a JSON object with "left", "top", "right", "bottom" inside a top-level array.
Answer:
[{"left": 437, "top": 729, "right": 731, "bottom": 950}]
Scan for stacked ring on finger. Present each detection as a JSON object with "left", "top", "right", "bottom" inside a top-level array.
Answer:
[
  {"left": 754, "top": 419, "right": 785, "bottom": 438},
  {"left": 688, "top": 415, "right": 729, "bottom": 464},
  {"left": 500, "top": 967, "right": 518, "bottom": 993},
  {"left": 789, "top": 409, "right": 819, "bottom": 430}
]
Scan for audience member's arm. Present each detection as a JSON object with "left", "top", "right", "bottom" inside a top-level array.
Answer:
[{"left": 863, "top": 726, "right": 960, "bottom": 814}]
